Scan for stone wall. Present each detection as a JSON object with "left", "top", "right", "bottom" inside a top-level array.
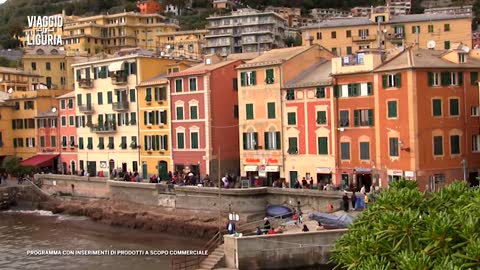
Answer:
[
  {"left": 36, "top": 174, "right": 109, "bottom": 198},
  {"left": 224, "top": 229, "right": 348, "bottom": 270}
]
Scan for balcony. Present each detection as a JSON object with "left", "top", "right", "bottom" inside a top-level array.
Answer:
[
  {"left": 111, "top": 74, "right": 127, "bottom": 85},
  {"left": 78, "top": 104, "right": 94, "bottom": 114},
  {"left": 78, "top": 78, "right": 93, "bottom": 89},
  {"left": 112, "top": 101, "right": 129, "bottom": 111},
  {"left": 387, "top": 32, "right": 405, "bottom": 40},
  {"left": 90, "top": 122, "right": 117, "bottom": 133},
  {"left": 352, "top": 34, "right": 377, "bottom": 42}
]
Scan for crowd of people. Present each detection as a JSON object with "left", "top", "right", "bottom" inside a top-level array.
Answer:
[{"left": 341, "top": 185, "right": 378, "bottom": 211}]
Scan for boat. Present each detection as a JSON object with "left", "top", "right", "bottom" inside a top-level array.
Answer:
[
  {"left": 266, "top": 205, "right": 293, "bottom": 218},
  {"left": 308, "top": 212, "right": 356, "bottom": 229}
]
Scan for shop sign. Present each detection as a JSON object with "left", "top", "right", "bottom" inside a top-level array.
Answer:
[
  {"left": 267, "top": 158, "right": 278, "bottom": 164},
  {"left": 316, "top": 167, "right": 331, "bottom": 174},
  {"left": 387, "top": 170, "right": 403, "bottom": 176},
  {"left": 259, "top": 165, "right": 266, "bottom": 177},
  {"left": 244, "top": 165, "right": 258, "bottom": 172},
  {"left": 265, "top": 166, "right": 279, "bottom": 172},
  {"left": 404, "top": 171, "right": 415, "bottom": 178},
  {"left": 355, "top": 167, "right": 371, "bottom": 173},
  {"left": 245, "top": 158, "right": 260, "bottom": 164}
]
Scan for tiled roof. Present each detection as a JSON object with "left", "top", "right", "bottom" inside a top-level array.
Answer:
[
  {"left": 301, "top": 17, "right": 373, "bottom": 29},
  {"left": 284, "top": 59, "right": 332, "bottom": 88},
  {"left": 138, "top": 74, "right": 168, "bottom": 86},
  {"left": 237, "top": 45, "right": 314, "bottom": 69},
  {"left": 57, "top": 91, "right": 75, "bottom": 99},
  {"left": 169, "top": 60, "right": 238, "bottom": 77}
]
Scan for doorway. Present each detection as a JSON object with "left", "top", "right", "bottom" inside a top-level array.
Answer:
[
  {"left": 142, "top": 162, "right": 148, "bottom": 180},
  {"left": 87, "top": 161, "right": 97, "bottom": 176},
  {"left": 158, "top": 161, "right": 168, "bottom": 180},
  {"left": 122, "top": 162, "right": 127, "bottom": 173},
  {"left": 317, "top": 173, "right": 332, "bottom": 188},
  {"left": 109, "top": 159, "right": 115, "bottom": 175},
  {"left": 62, "top": 162, "right": 67, "bottom": 175},
  {"left": 468, "top": 172, "right": 479, "bottom": 187},
  {"left": 266, "top": 172, "right": 280, "bottom": 187},
  {"left": 190, "top": 164, "right": 200, "bottom": 176},
  {"left": 289, "top": 171, "right": 298, "bottom": 188},
  {"left": 70, "top": 161, "right": 76, "bottom": 175},
  {"left": 357, "top": 173, "right": 372, "bottom": 192},
  {"left": 341, "top": 174, "right": 349, "bottom": 190}
]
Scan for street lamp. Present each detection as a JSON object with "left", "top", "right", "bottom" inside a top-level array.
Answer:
[{"left": 461, "top": 159, "right": 467, "bottom": 182}]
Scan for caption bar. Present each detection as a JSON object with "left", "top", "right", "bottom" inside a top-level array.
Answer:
[{"left": 26, "top": 250, "right": 208, "bottom": 256}]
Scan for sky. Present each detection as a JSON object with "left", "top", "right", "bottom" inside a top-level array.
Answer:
[{"left": 0, "top": 0, "right": 5, "bottom": 4}]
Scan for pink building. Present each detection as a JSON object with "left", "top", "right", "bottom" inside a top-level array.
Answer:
[
  {"left": 57, "top": 92, "right": 78, "bottom": 174},
  {"left": 168, "top": 55, "right": 244, "bottom": 179}
]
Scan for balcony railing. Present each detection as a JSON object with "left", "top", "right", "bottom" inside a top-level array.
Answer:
[
  {"left": 78, "top": 103, "right": 94, "bottom": 114},
  {"left": 111, "top": 75, "right": 127, "bottom": 85},
  {"left": 387, "top": 32, "right": 405, "bottom": 40},
  {"left": 90, "top": 122, "right": 117, "bottom": 133},
  {"left": 78, "top": 78, "right": 93, "bottom": 89},
  {"left": 352, "top": 34, "right": 377, "bottom": 42},
  {"left": 112, "top": 101, "right": 129, "bottom": 111}
]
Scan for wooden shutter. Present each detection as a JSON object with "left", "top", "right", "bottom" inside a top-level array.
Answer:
[
  {"left": 144, "top": 111, "right": 147, "bottom": 125},
  {"left": 253, "top": 132, "right": 258, "bottom": 149},
  {"left": 240, "top": 72, "right": 246, "bottom": 86},
  {"left": 318, "top": 137, "right": 328, "bottom": 154},
  {"left": 428, "top": 72, "right": 434, "bottom": 86},
  {"left": 382, "top": 75, "right": 388, "bottom": 88},
  {"left": 367, "top": 82, "right": 373, "bottom": 95},
  {"left": 354, "top": 110, "right": 359, "bottom": 127},
  {"left": 264, "top": 132, "right": 270, "bottom": 150},
  {"left": 471, "top": 72, "right": 478, "bottom": 85},
  {"left": 458, "top": 72, "right": 463, "bottom": 86},
  {"left": 251, "top": 71, "right": 256, "bottom": 85},
  {"left": 368, "top": 109, "right": 374, "bottom": 126},
  {"left": 394, "top": 73, "right": 401, "bottom": 87},
  {"left": 243, "top": 133, "right": 247, "bottom": 150},
  {"left": 275, "top": 132, "right": 281, "bottom": 150},
  {"left": 333, "top": 85, "right": 339, "bottom": 97}
]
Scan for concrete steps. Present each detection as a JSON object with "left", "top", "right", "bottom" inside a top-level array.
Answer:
[{"left": 196, "top": 244, "right": 225, "bottom": 270}]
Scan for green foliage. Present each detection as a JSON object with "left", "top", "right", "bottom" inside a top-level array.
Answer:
[
  {"left": 1, "top": 156, "right": 34, "bottom": 176},
  {"left": 0, "top": 57, "right": 19, "bottom": 68},
  {"left": 331, "top": 180, "right": 480, "bottom": 269},
  {"left": 284, "top": 36, "right": 302, "bottom": 47}
]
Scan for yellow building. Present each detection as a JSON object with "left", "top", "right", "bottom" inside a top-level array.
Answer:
[
  {"left": 156, "top": 29, "right": 208, "bottom": 60},
  {"left": 63, "top": 12, "right": 180, "bottom": 55},
  {"left": 22, "top": 46, "right": 89, "bottom": 90},
  {"left": 0, "top": 92, "right": 15, "bottom": 161},
  {"left": 301, "top": 11, "right": 472, "bottom": 56},
  {"left": 0, "top": 67, "right": 41, "bottom": 92},
  {"left": 72, "top": 48, "right": 195, "bottom": 177}
]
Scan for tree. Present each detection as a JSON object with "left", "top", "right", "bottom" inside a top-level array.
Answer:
[
  {"left": 1, "top": 156, "right": 22, "bottom": 175},
  {"left": 331, "top": 180, "right": 480, "bottom": 269}
]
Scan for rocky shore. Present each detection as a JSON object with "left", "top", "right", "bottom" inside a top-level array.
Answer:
[{"left": 38, "top": 198, "right": 222, "bottom": 240}]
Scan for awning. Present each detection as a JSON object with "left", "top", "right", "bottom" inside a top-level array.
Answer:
[
  {"left": 244, "top": 165, "right": 258, "bottom": 172},
  {"left": 317, "top": 167, "right": 332, "bottom": 174},
  {"left": 265, "top": 166, "right": 279, "bottom": 172},
  {"left": 108, "top": 61, "right": 125, "bottom": 72},
  {"left": 20, "top": 154, "right": 58, "bottom": 167}
]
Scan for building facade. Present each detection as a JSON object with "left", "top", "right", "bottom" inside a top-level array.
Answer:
[
  {"left": 57, "top": 92, "right": 78, "bottom": 175},
  {"left": 310, "top": 8, "right": 352, "bottom": 20},
  {"left": 168, "top": 55, "right": 244, "bottom": 179},
  {"left": 0, "top": 67, "right": 41, "bottom": 92},
  {"left": 302, "top": 11, "right": 472, "bottom": 56},
  {"left": 156, "top": 30, "right": 208, "bottom": 60},
  {"left": 424, "top": 6, "right": 473, "bottom": 16},
  {"left": 205, "top": 9, "right": 286, "bottom": 56},
  {"left": 137, "top": 0, "right": 163, "bottom": 15}
]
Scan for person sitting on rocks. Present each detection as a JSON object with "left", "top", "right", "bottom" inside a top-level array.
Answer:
[{"left": 302, "top": 224, "right": 310, "bottom": 232}]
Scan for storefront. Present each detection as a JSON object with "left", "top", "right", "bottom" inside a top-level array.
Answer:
[
  {"left": 387, "top": 170, "right": 404, "bottom": 184},
  {"left": 316, "top": 167, "right": 332, "bottom": 187},
  {"left": 355, "top": 167, "right": 372, "bottom": 192},
  {"left": 265, "top": 165, "right": 280, "bottom": 187}
]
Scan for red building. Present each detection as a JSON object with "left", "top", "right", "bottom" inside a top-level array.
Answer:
[
  {"left": 168, "top": 55, "right": 244, "bottom": 178},
  {"left": 57, "top": 92, "right": 78, "bottom": 175},
  {"left": 137, "top": 0, "right": 163, "bottom": 14}
]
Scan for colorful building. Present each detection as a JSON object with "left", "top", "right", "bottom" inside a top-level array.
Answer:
[
  {"left": 57, "top": 92, "right": 78, "bottom": 175},
  {"left": 301, "top": 11, "right": 472, "bottom": 56},
  {"left": 168, "top": 54, "right": 244, "bottom": 178},
  {"left": 137, "top": 0, "right": 163, "bottom": 15},
  {"left": 0, "top": 92, "right": 15, "bottom": 165},
  {"left": 0, "top": 67, "right": 41, "bottom": 92},
  {"left": 237, "top": 45, "right": 333, "bottom": 186},
  {"left": 156, "top": 29, "right": 208, "bottom": 60}
]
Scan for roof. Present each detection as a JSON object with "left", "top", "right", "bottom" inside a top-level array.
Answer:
[
  {"left": 375, "top": 48, "right": 480, "bottom": 72},
  {"left": 226, "top": 52, "right": 261, "bottom": 61},
  {"left": 302, "top": 17, "right": 372, "bottom": 29},
  {"left": 0, "top": 66, "right": 41, "bottom": 77},
  {"left": 24, "top": 46, "right": 66, "bottom": 56},
  {"left": 169, "top": 59, "right": 238, "bottom": 77},
  {"left": 284, "top": 59, "right": 332, "bottom": 88},
  {"left": 138, "top": 74, "right": 168, "bottom": 86},
  {"left": 57, "top": 91, "right": 75, "bottom": 99},
  {"left": 20, "top": 154, "right": 58, "bottom": 167},
  {"left": 237, "top": 45, "right": 315, "bottom": 69},
  {"left": 156, "top": 29, "right": 208, "bottom": 36}
]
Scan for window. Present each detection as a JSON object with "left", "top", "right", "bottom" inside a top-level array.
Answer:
[
  {"left": 346, "top": 46, "right": 352, "bottom": 55},
  {"left": 155, "top": 87, "right": 167, "bottom": 101},
  {"left": 331, "top": 31, "right": 336, "bottom": 39},
  {"left": 243, "top": 132, "right": 258, "bottom": 150},
  {"left": 46, "top": 62, "right": 51, "bottom": 70},
  {"left": 316, "top": 32, "right": 322, "bottom": 39},
  {"left": 61, "top": 116, "right": 66, "bottom": 127},
  {"left": 360, "top": 142, "right": 370, "bottom": 160},
  {"left": 120, "top": 136, "right": 127, "bottom": 149},
  {"left": 175, "top": 79, "right": 183, "bottom": 92},
  {"left": 340, "top": 142, "right": 350, "bottom": 160},
  {"left": 428, "top": 25, "right": 434, "bottom": 33},
  {"left": 69, "top": 116, "right": 74, "bottom": 126},
  {"left": 98, "top": 137, "right": 105, "bottom": 150},
  {"left": 267, "top": 102, "right": 275, "bottom": 119},
  {"left": 190, "top": 105, "right": 198, "bottom": 119},
  {"left": 131, "top": 112, "right": 137, "bottom": 125},
  {"left": 60, "top": 100, "right": 66, "bottom": 110},
  {"left": 348, "top": 84, "right": 359, "bottom": 96},
  {"left": 432, "top": 99, "right": 442, "bottom": 117},
  {"left": 472, "top": 106, "right": 480, "bottom": 116},
  {"left": 316, "top": 87, "right": 326, "bottom": 98},
  {"left": 31, "top": 62, "right": 36, "bottom": 70},
  {"left": 450, "top": 135, "right": 460, "bottom": 155},
  {"left": 389, "top": 137, "right": 399, "bottom": 157},
  {"left": 449, "top": 99, "right": 459, "bottom": 116},
  {"left": 246, "top": 104, "right": 254, "bottom": 120},
  {"left": 240, "top": 71, "right": 256, "bottom": 86},
  {"left": 471, "top": 72, "right": 478, "bottom": 85},
  {"left": 233, "top": 78, "right": 238, "bottom": 91},
  {"left": 108, "top": 137, "right": 114, "bottom": 149},
  {"left": 287, "top": 112, "right": 296, "bottom": 125},
  {"left": 191, "top": 132, "right": 199, "bottom": 149},
  {"left": 286, "top": 89, "right": 295, "bottom": 100},
  {"left": 70, "top": 136, "right": 75, "bottom": 147},
  {"left": 444, "top": 24, "right": 450, "bottom": 32},
  {"left": 287, "top": 137, "right": 298, "bottom": 154},
  {"left": 176, "top": 106, "right": 184, "bottom": 120},
  {"left": 346, "top": 30, "right": 351, "bottom": 38},
  {"left": 96, "top": 92, "right": 103, "bottom": 105},
  {"left": 428, "top": 72, "right": 441, "bottom": 86},
  {"left": 60, "top": 62, "right": 65, "bottom": 70},
  {"left": 317, "top": 111, "right": 327, "bottom": 125},
  {"left": 411, "top": 26, "right": 420, "bottom": 33},
  {"left": 177, "top": 132, "right": 185, "bottom": 149},
  {"left": 332, "top": 47, "right": 337, "bottom": 56},
  {"left": 265, "top": 131, "right": 280, "bottom": 150},
  {"left": 459, "top": 53, "right": 466, "bottom": 63},
  {"left": 265, "top": 69, "right": 274, "bottom": 84},
  {"left": 107, "top": 91, "right": 113, "bottom": 104},
  {"left": 339, "top": 110, "right": 349, "bottom": 127},
  {"left": 382, "top": 73, "right": 401, "bottom": 88},
  {"left": 472, "top": 135, "right": 480, "bottom": 152},
  {"left": 78, "top": 137, "right": 83, "bottom": 149},
  {"left": 87, "top": 137, "right": 93, "bottom": 150},
  {"left": 234, "top": 105, "right": 239, "bottom": 118},
  {"left": 354, "top": 109, "right": 374, "bottom": 127},
  {"left": 129, "top": 89, "right": 136, "bottom": 102},
  {"left": 433, "top": 136, "right": 443, "bottom": 156},
  {"left": 318, "top": 137, "right": 328, "bottom": 155},
  {"left": 68, "top": 99, "right": 73, "bottom": 109},
  {"left": 189, "top": 78, "right": 197, "bottom": 91},
  {"left": 387, "top": 100, "right": 398, "bottom": 118},
  {"left": 145, "top": 88, "right": 152, "bottom": 102},
  {"left": 444, "top": 41, "right": 450, "bottom": 50}
]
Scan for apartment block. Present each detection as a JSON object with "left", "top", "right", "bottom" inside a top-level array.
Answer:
[
  {"left": 424, "top": 6, "right": 473, "bottom": 16},
  {"left": 205, "top": 9, "right": 286, "bottom": 56},
  {"left": 156, "top": 29, "right": 208, "bottom": 60},
  {"left": 57, "top": 92, "right": 78, "bottom": 175},
  {"left": 302, "top": 11, "right": 472, "bottom": 56},
  {"left": 310, "top": 8, "right": 352, "bottom": 20}
]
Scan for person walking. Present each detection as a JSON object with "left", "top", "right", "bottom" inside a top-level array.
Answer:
[
  {"left": 351, "top": 192, "right": 357, "bottom": 210},
  {"left": 342, "top": 192, "right": 350, "bottom": 211}
]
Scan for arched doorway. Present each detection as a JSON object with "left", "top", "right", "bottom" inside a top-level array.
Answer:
[{"left": 158, "top": 161, "right": 168, "bottom": 181}]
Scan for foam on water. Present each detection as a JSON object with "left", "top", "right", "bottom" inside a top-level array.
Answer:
[{"left": 4, "top": 210, "right": 58, "bottom": 216}]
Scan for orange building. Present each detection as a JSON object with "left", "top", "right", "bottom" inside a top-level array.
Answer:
[{"left": 137, "top": 0, "right": 163, "bottom": 15}]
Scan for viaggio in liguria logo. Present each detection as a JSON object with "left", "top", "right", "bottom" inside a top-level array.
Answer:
[{"left": 24, "top": 15, "right": 63, "bottom": 46}]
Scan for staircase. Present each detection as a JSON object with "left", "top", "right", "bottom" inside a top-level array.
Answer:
[{"left": 196, "top": 244, "right": 225, "bottom": 270}]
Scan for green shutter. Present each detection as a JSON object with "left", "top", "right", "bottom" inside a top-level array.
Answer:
[
  {"left": 276, "top": 132, "right": 281, "bottom": 150},
  {"left": 177, "top": 133, "right": 184, "bottom": 149},
  {"left": 253, "top": 132, "right": 258, "bottom": 149},
  {"left": 175, "top": 79, "right": 182, "bottom": 92},
  {"left": 130, "top": 62, "right": 137, "bottom": 74},
  {"left": 264, "top": 132, "right": 270, "bottom": 150},
  {"left": 471, "top": 72, "right": 479, "bottom": 85},
  {"left": 265, "top": 69, "right": 274, "bottom": 84},
  {"left": 243, "top": 133, "right": 247, "bottom": 150},
  {"left": 441, "top": 72, "right": 449, "bottom": 86},
  {"left": 428, "top": 72, "right": 434, "bottom": 86},
  {"left": 79, "top": 137, "right": 83, "bottom": 149},
  {"left": 98, "top": 114, "right": 104, "bottom": 125},
  {"left": 61, "top": 117, "right": 66, "bottom": 126},
  {"left": 368, "top": 109, "right": 374, "bottom": 126},
  {"left": 333, "top": 85, "right": 339, "bottom": 97},
  {"left": 317, "top": 111, "right": 326, "bottom": 124},
  {"left": 131, "top": 112, "right": 136, "bottom": 125},
  {"left": 77, "top": 94, "right": 82, "bottom": 106},
  {"left": 340, "top": 142, "right": 350, "bottom": 160},
  {"left": 347, "top": 84, "right": 353, "bottom": 96},
  {"left": 251, "top": 71, "right": 256, "bottom": 85},
  {"left": 450, "top": 99, "right": 459, "bottom": 116},
  {"left": 388, "top": 101, "right": 397, "bottom": 118},
  {"left": 382, "top": 75, "right": 388, "bottom": 88},
  {"left": 176, "top": 107, "right": 183, "bottom": 120},
  {"left": 287, "top": 112, "right": 296, "bottom": 125},
  {"left": 164, "top": 135, "right": 168, "bottom": 150},
  {"left": 267, "top": 102, "right": 275, "bottom": 119},
  {"left": 97, "top": 92, "right": 103, "bottom": 105},
  {"left": 346, "top": 46, "right": 352, "bottom": 55},
  {"left": 190, "top": 106, "right": 197, "bottom": 119},
  {"left": 107, "top": 91, "right": 113, "bottom": 104},
  {"left": 360, "top": 142, "right": 370, "bottom": 160},
  {"left": 233, "top": 78, "right": 238, "bottom": 91},
  {"left": 354, "top": 110, "right": 359, "bottom": 127},
  {"left": 246, "top": 104, "right": 253, "bottom": 120},
  {"left": 394, "top": 73, "right": 401, "bottom": 87},
  {"left": 316, "top": 87, "right": 325, "bottom": 98},
  {"left": 129, "top": 89, "right": 135, "bottom": 102},
  {"left": 288, "top": 138, "right": 297, "bottom": 154},
  {"left": 12, "top": 120, "right": 16, "bottom": 129},
  {"left": 318, "top": 137, "right": 328, "bottom": 155},
  {"left": 13, "top": 138, "right": 17, "bottom": 148},
  {"left": 367, "top": 82, "right": 373, "bottom": 95},
  {"left": 458, "top": 72, "right": 463, "bottom": 86},
  {"left": 444, "top": 41, "right": 450, "bottom": 50},
  {"left": 240, "top": 72, "right": 246, "bottom": 86},
  {"left": 433, "top": 99, "right": 442, "bottom": 116},
  {"left": 144, "top": 111, "right": 147, "bottom": 125}
]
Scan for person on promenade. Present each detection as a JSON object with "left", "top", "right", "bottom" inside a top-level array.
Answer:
[
  {"left": 267, "top": 228, "right": 276, "bottom": 235},
  {"left": 227, "top": 221, "right": 235, "bottom": 235},
  {"left": 360, "top": 185, "right": 366, "bottom": 194},
  {"left": 302, "top": 224, "right": 309, "bottom": 232},
  {"left": 309, "top": 179, "right": 314, "bottom": 189},
  {"left": 351, "top": 192, "right": 357, "bottom": 210},
  {"left": 294, "top": 180, "right": 301, "bottom": 189},
  {"left": 256, "top": 227, "right": 263, "bottom": 235},
  {"left": 263, "top": 217, "right": 271, "bottom": 231},
  {"left": 342, "top": 192, "right": 350, "bottom": 211},
  {"left": 301, "top": 177, "right": 308, "bottom": 188},
  {"left": 364, "top": 193, "right": 370, "bottom": 208}
]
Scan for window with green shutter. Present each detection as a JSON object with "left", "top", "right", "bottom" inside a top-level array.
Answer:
[
  {"left": 434, "top": 136, "right": 443, "bottom": 155},
  {"left": 444, "top": 24, "right": 450, "bottom": 31},
  {"left": 78, "top": 137, "right": 83, "bottom": 149},
  {"left": 340, "top": 142, "right": 350, "bottom": 160},
  {"left": 146, "top": 88, "right": 152, "bottom": 102},
  {"left": 77, "top": 94, "right": 82, "bottom": 106},
  {"left": 346, "top": 46, "right": 352, "bottom": 55},
  {"left": 317, "top": 111, "right": 327, "bottom": 125},
  {"left": 69, "top": 116, "right": 74, "bottom": 126},
  {"left": 316, "top": 87, "right": 326, "bottom": 98},
  {"left": 240, "top": 72, "right": 246, "bottom": 86},
  {"left": 246, "top": 104, "right": 254, "bottom": 120},
  {"left": 87, "top": 137, "right": 93, "bottom": 150},
  {"left": 318, "top": 137, "right": 328, "bottom": 155},
  {"left": 98, "top": 137, "right": 104, "bottom": 149},
  {"left": 13, "top": 138, "right": 17, "bottom": 148},
  {"left": 190, "top": 106, "right": 198, "bottom": 119},
  {"left": 191, "top": 132, "right": 199, "bottom": 149},
  {"left": 387, "top": 100, "right": 398, "bottom": 118},
  {"left": 107, "top": 91, "right": 113, "bottom": 104},
  {"left": 121, "top": 136, "right": 127, "bottom": 149},
  {"left": 189, "top": 78, "right": 197, "bottom": 91},
  {"left": 287, "top": 112, "right": 296, "bottom": 125},
  {"left": 131, "top": 112, "right": 136, "bottom": 125},
  {"left": 176, "top": 106, "right": 184, "bottom": 120},
  {"left": 129, "top": 89, "right": 136, "bottom": 102},
  {"left": 286, "top": 89, "right": 295, "bottom": 100},
  {"left": 267, "top": 102, "right": 275, "bottom": 119},
  {"left": 233, "top": 78, "right": 238, "bottom": 91},
  {"left": 360, "top": 142, "right": 370, "bottom": 160},
  {"left": 60, "top": 100, "right": 66, "bottom": 109},
  {"left": 450, "top": 135, "right": 460, "bottom": 155},
  {"left": 177, "top": 133, "right": 184, "bottom": 149},
  {"left": 449, "top": 99, "right": 459, "bottom": 116},
  {"left": 265, "top": 69, "right": 274, "bottom": 84},
  {"left": 389, "top": 137, "right": 399, "bottom": 157},
  {"left": 444, "top": 41, "right": 450, "bottom": 50},
  {"left": 97, "top": 92, "right": 103, "bottom": 105},
  {"left": 333, "top": 85, "right": 339, "bottom": 97},
  {"left": 433, "top": 99, "right": 442, "bottom": 116},
  {"left": 428, "top": 25, "right": 434, "bottom": 33},
  {"left": 61, "top": 116, "right": 66, "bottom": 126},
  {"left": 175, "top": 79, "right": 182, "bottom": 92},
  {"left": 108, "top": 137, "right": 114, "bottom": 149},
  {"left": 288, "top": 137, "right": 298, "bottom": 154},
  {"left": 367, "top": 82, "right": 373, "bottom": 95},
  {"left": 471, "top": 72, "right": 478, "bottom": 85}
]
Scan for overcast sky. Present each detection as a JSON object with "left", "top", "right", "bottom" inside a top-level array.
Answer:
[{"left": 0, "top": 0, "right": 6, "bottom": 4}]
